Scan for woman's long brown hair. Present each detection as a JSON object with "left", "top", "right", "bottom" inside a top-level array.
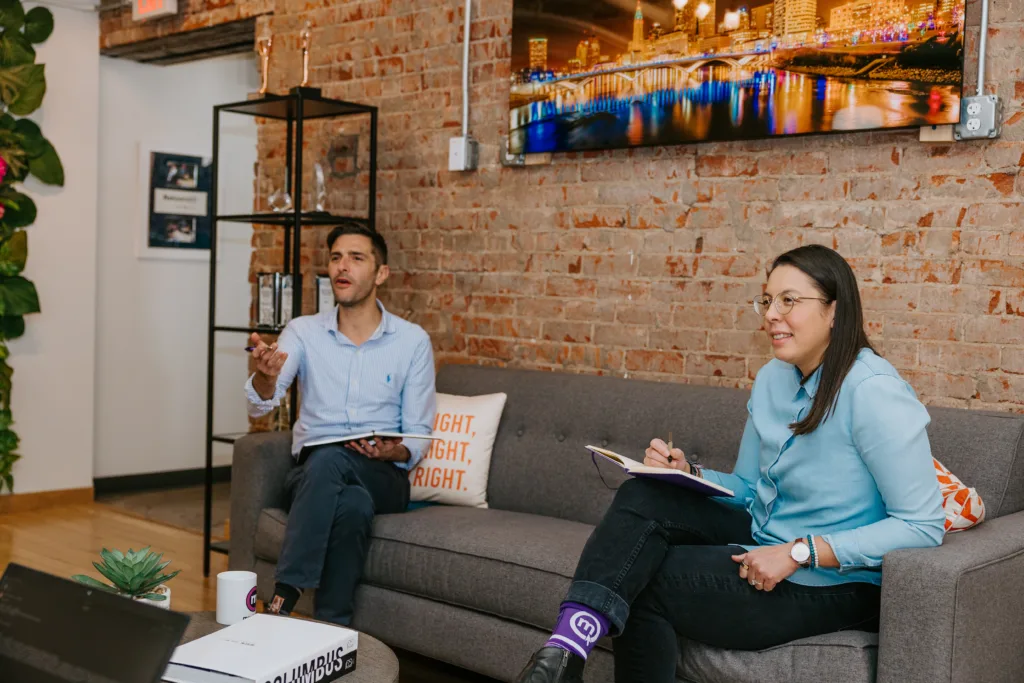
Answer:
[{"left": 770, "top": 245, "right": 876, "bottom": 435}]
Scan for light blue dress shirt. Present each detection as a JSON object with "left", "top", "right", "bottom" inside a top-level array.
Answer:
[
  {"left": 701, "top": 348, "right": 945, "bottom": 587},
  {"left": 245, "top": 301, "right": 436, "bottom": 471}
]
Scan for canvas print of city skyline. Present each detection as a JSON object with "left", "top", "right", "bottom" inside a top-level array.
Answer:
[{"left": 509, "top": 0, "right": 965, "bottom": 154}]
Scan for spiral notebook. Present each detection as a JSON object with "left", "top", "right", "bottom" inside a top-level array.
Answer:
[{"left": 586, "top": 445, "right": 734, "bottom": 497}]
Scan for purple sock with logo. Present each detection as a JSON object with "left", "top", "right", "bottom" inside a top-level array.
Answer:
[{"left": 544, "top": 602, "right": 609, "bottom": 660}]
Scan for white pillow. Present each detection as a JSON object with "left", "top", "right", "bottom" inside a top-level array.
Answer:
[{"left": 409, "top": 392, "right": 507, "bottom": 508}]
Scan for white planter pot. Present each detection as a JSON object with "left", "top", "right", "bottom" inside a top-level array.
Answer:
[{"left": 132, "top": 585, "right": 171, "bottom": 609}]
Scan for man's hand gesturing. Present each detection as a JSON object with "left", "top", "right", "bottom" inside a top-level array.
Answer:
[{"left": 250, "top": 332, "right": 287, "bottom": 400}]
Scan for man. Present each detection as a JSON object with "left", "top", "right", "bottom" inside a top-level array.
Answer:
[{"left": 246, "top": 222, "right": 436, "bottom": 625}]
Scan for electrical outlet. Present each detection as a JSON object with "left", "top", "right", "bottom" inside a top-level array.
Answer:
[
  {"left": 954, "top": 95, "right": 1003, "bottom": 141},
  {"left": 448, "top": 136, "right": 479, "bottom": 171}
]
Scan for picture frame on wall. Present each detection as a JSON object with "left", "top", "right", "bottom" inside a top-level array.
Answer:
[
  {"left": 508, "top": 0, "right": 966, "bottom": 155},
  {"left": 136, "top": 143, "right": 215, "bottom": 261}
]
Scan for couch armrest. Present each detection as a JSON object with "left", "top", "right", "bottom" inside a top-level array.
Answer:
[
  {"left": 877, "top": 509, "right": 1024, "bottom": 683},
  {"left": 228, "top": 431, "right": 294, "bottom": 571}
]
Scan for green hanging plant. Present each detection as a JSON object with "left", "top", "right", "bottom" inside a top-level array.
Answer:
[{"left": 0, "top": 0, "right": 62, "bottom": 493}]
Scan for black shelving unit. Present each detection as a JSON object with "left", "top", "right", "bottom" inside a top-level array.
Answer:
[{"left": 203, "top": 88, "right": 378, "bottom": 576}]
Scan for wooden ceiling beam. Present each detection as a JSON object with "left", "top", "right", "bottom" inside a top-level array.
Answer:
[{"left": 100, "top": 17, "right": 256, "bottom": 66}]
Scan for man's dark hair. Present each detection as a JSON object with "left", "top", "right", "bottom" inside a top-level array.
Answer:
[{"left": 326, "top": 222, "right": 388, "bottom": 266}]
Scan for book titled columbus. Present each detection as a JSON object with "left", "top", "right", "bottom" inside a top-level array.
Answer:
[
  {"left": 163, "top": 614, "right": 357, "bottom": 683},
  {"left": 586, "top": 446, "right": 734, "bottom": 498}
]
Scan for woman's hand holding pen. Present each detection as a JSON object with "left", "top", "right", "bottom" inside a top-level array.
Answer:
[{"left": 644, "top": 438, "right": 691, "bottom": 474}]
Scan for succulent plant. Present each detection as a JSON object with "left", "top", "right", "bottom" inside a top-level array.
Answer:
[{"left": 72, "top": 547, "right": 180, "bottom": 601}]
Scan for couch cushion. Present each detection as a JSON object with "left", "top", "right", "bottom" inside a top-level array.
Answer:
[
  {"left": 409, "top": 391, "right": 507, "bottom": 508},
  {"left": 681, "top": 631, "right": 877, "bottom": 683},
  {"left": 254, "top": 504, "right": 594, "bottom": 633},
  {"left": 256, "top": 504, "right": 877, "bottom": 680},
  {"left": 436, "top": 364, "right": 751, "bottom": 526},
  {"left": 437, "top": 364, "right": 1024, "bottom": 522}
]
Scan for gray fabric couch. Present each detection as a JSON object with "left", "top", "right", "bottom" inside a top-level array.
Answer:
[{"left": 229, "top": 364, "right": 1024, "bottom": 683}]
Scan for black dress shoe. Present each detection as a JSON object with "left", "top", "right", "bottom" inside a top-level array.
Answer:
[{"left": 515, "top": 646, "right": 586, "bottom": 683}]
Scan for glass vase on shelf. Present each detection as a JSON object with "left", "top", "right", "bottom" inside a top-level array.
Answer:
[
  {"left": 256, "top": 160, "right": 292, "bottom": 214},
  {"left": 268, "top": 185, "right": 293, "bottom": 213}
]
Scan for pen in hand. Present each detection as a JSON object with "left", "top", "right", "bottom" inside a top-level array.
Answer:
[{"left": 667, "top": 431, "right": 673, "bottom": 463}]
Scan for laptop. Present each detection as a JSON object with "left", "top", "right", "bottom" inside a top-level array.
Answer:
[{"left": 0, "top": 562, "right": 190, "bottom": 683}]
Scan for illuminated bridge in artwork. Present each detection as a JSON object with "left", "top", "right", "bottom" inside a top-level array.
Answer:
[{"left": 517, "top": 52, "right": 775, "bottom": 100}]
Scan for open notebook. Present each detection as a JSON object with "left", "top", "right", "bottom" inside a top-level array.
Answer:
[
  {"left": 586, "top": 445, "right": 734, "bottom": 497},
  {"left": 306, "top": 432, "right": 443, "bottom": 448}
]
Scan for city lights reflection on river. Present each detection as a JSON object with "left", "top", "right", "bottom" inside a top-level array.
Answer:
[{"left": 509, "top": 64, "right": 959, "bottom": 153}]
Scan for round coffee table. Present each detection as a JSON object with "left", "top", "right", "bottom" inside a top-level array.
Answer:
[{"left": 179, "top": 611, "right": 398, "bottom": 683}]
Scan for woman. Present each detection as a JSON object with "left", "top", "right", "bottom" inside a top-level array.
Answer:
[{"left": 516, "top": 244, "right": 945, "bottom": 683}]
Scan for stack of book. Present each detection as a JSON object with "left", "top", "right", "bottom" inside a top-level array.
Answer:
[{"left": 163, "top": 614, "right": 358, "bottom": 683}]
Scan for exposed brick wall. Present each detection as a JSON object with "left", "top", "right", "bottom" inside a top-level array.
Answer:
[{"left": 239, "top": 0, "right": 1024, "bottom": 411}]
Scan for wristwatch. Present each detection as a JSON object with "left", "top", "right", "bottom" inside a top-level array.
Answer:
[{"left": 790, "top": 539, "right": 812, "bottom": 568}]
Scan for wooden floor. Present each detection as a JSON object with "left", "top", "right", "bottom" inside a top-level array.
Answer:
[
  {"left": 0, "top": 502, "right": 229, "bottom": 611},
  {"left": 0, "top": 502, "right": 500, "bottom": 683}
]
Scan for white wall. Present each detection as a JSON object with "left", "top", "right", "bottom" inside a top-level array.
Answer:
[
  {"left": 6, "top": 5, "right": 100, "bottom": 495},
  {"left": 95, "top": 53, "right": 258, "bottom": 478}
]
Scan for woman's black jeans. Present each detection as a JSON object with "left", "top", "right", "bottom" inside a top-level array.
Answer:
[{"left": 564, "top": 478, "right": 882, "bottom": 682}]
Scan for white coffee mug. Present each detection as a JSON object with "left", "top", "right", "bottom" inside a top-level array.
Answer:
[{"left": 216, "top": 570, "right": 257, "bottom": 625}]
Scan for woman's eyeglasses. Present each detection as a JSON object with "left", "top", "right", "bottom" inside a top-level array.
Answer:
[{"left": 753, "top": 293, "right": 830, "bottom": 317}]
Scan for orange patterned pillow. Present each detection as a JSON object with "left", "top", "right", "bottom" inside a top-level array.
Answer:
[{"left": 934, "top": 458, "right": 985, "bottom": 532}]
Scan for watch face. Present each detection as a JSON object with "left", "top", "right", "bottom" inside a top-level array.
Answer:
[{"left": 792, "top": 542, "right": 810, "bottom": 563}]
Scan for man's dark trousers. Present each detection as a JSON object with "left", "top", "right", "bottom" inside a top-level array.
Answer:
[{"left": 275, "top": 443, "right": 410, "bottom": 625}]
